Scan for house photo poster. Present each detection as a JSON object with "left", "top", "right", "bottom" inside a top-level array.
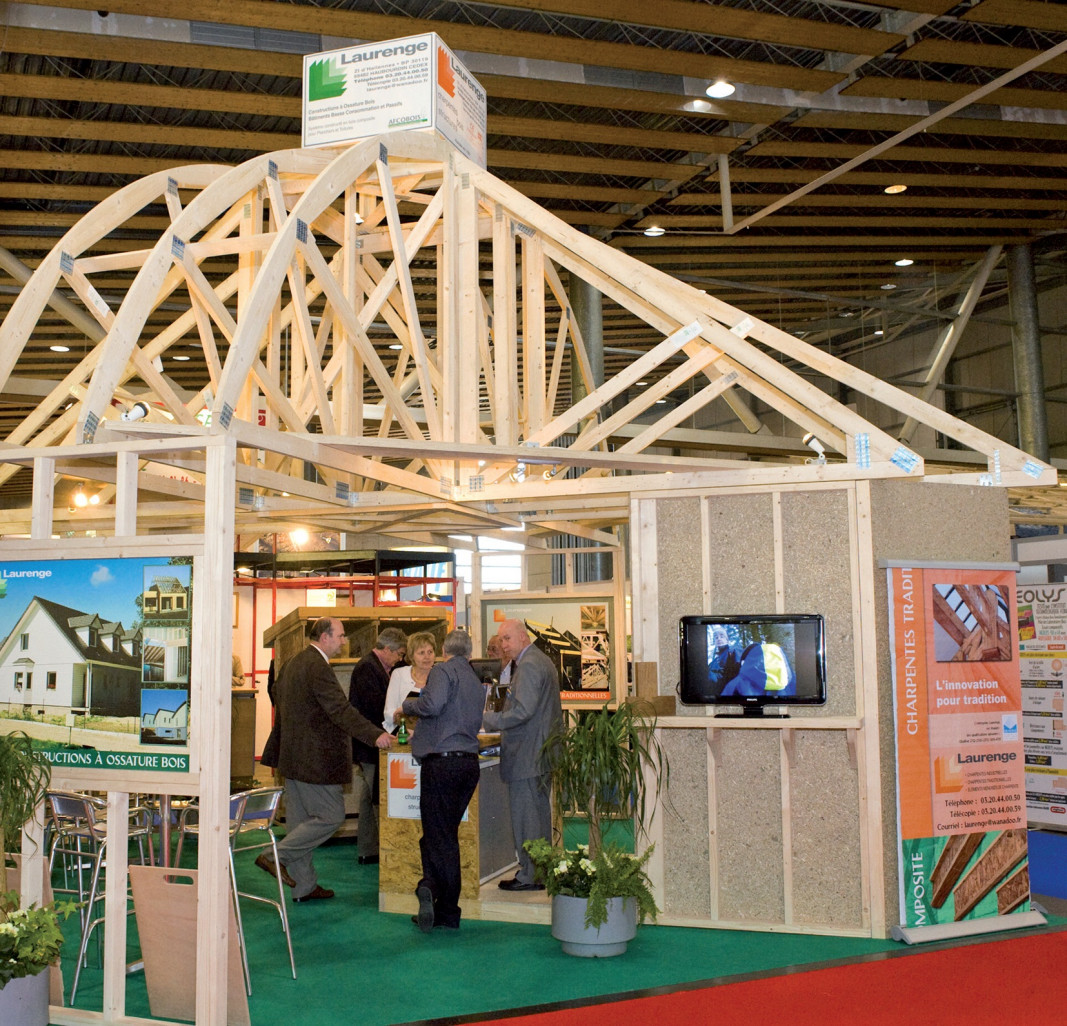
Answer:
[
  {"left": 0, "top": 556, "right": 194, "bottom": 772},
  {"left": 1015, "top": 582, "right": 1067, "bottom": 827},
  {"left": 887, "top": 564, "right": 1029, "bottom": 931},
  {"left": 480, "top": 595, "right": 615, "bottom": 705}
]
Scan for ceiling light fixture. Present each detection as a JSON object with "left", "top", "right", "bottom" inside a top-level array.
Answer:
[
  {"left": 894, "top": 258, "right": 914, "bottom": 266},
  {"left": 73, "top": 489, "right": 88, "bottom": 508},
  {"left": 685, "top": 99, "right": 712, "bottom": 113},
  {"left": 173, "top": 354, "right": 190, "bottom": 361},
  {"left": 881, "top": 283, "right": 897, "bottom": 290},
  {"left": 884, "top": 184, "right": 907, "bottom": 195},
  {"left": 289, "top": 528, "right": 309, "bottom": 547},
  {"left": 705, "top": 80, "right": 735, "bottom": 99},
  {"left": 49, "top": 345, "right": 70, "bottom": 352},
  {"left": 643, "top": 225, "right": 665, "bottom": 237}
]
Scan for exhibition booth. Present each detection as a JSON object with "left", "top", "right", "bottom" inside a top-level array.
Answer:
[{"left": 0, "top": 36, "right": 1057, "bottom": 1026}]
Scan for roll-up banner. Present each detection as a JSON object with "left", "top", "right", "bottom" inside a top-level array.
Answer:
[
  {"left": 1016, "top": 582, "right": 1067, "bottom": 826},
  {"left": 887, "top": 564, "right": 1032, "bottom": 936}
]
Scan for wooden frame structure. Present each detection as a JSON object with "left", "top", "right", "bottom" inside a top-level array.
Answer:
[{"left": 0, "top": 131, "right": 1056, "bottom": 1024}]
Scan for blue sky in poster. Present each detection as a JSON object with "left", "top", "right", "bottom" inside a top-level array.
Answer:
[{"left": 0, "top": 557, "right": 180, "bottom": 641}]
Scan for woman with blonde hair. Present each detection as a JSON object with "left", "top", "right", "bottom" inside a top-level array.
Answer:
[{"left": 384, "top": 631, "right": 438, "bottom": 733}]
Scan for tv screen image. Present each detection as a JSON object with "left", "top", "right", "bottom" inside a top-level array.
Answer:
[{"left": 679, "top": 614, "right": 827, "bottom": 715}]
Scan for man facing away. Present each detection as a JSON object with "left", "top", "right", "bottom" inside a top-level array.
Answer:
[
  {"left": 262, "top": 617, "right": 394, "bottom": 902},
  {"left": 349, "top": 627, "right": 407, "bottom": 865},
  {"left": 482, "top": 619, "right": 563, "bottom": 891},
  {"left": 401, "top": 629, "right": 485, "bottom": 931}
]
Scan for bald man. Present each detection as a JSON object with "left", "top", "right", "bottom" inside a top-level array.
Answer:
[{"left": 482, "top": 619, "right": 562, "bottom": 890}]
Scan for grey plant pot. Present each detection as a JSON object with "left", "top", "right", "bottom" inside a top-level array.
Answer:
[
  {"left": 0, "top": 968, "right": 50, "bottom": 1026},
  {"left": 550, "top": 894, "right": 637, "bottom": 957}
]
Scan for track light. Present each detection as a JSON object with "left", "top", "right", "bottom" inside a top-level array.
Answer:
[
  {"left": 802, "top": 432, "right": 827, "bottom": 465},
  {"left": 121, "top": 401, "right": 149, "bottom": 422}
]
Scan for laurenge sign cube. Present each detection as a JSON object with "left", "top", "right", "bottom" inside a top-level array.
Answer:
[{"left": 301, "top": 33, "right": 487, "bottom": 166}]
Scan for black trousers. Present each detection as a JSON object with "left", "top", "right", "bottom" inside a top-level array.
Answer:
[{"left": 418, "top": 753, "right": 480, "bottom": 927}]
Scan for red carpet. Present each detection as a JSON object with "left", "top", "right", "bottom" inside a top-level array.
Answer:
[{"left": 481, "top": 928, "right": 1067, "bottom": 1026}]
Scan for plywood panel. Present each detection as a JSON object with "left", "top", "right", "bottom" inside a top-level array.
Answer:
[
  {"left": 716, "top": 729, "right": 784, "bottom": 923},
  {"left": 660, "top": 728, "right": 713, "bottom": 918},
  {"left": 790, "top": 731, "right": 864, "bottom": 928},
  {"left": 781, "top": 488, "right": 857, "bottom": 718}
]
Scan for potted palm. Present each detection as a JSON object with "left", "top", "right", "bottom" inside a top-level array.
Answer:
[
  {"left": 525, "top": 699, "right": 668, "bottom": 957},
  {"left": 1, "top": 730, "right": 74, "bottom": 1026}
]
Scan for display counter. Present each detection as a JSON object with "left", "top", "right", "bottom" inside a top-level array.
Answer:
[{"left": 377, "top": 738, "right": 517, "bottom": 915}]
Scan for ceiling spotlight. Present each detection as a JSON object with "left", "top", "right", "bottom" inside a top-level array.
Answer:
[
  {"left": 705, "top": 80, "right": 736, "bottom": 98},
  {"left": 880, "top": 283, "right": 897, "bottom": 290},
  {"left": 637, "top": 380, "right": 648, "bottom": 386},
  {"left": 802, "top": 432, "right": 827, "bottom": 465},
  {"left": 50, "top": 345, "right": 70, "bottom": 352},
  {"left": 685, "top": 99, "right": 713, "bottom": 113},
  {"left": 72, "top": 489, "right": 88, "bottom": 508},
  {"left": 875, "top": 329, "right": 884, "bottom": 336},
  {"left": 643, "top": 225, "right": 665, "bottom": 237},
  {"left": 173, "top": 354, "right": 190, "bottom": 361},
  {"left": 894, "top": 258, "right": 914, "bottom": 267},
  {"left": 121, "top": 401, "right": 149, "bottom": 422},
  {"left": 884, "top": 184, "right": 907, "bottom": 195},
  {"left": 289, "top": 527, "right": 309, "bottom": 547},
  {"left": 88, "top": 493, "right": 100, "bottom": 506}
]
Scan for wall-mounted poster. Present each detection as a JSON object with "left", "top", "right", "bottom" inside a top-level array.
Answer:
[
  {"left": 887, "top": 564, "right": 1029, "bottom": 934},
  {"left": 480, "top": 595, "right": 615, "bottom": 705},
  {"left": 0, "top": 556, "right": 193, "bottom": 772},
  {"left": 1016, "top": 582, "right": 1067, "bottom": 827}
]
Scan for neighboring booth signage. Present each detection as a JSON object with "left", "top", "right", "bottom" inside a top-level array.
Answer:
[
  {"left": 0, "top": 556, "right": 193, "bottom": 772},
  {"left": 480, "top": 596, "right": 615, "bottom": 705},
  {"left": 301, "top": 33, "right": 487, "bottom": 166},
  {"left": 1016, "top": 583, "right": 1067, "bottom": 826},
  {"left": 887, "top": 564, "right": 1029, "bottom": 931}
]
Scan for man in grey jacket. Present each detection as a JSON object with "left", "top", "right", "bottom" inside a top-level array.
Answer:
[
  {"left": 402, "top": 629, "right": 484, "bottom": 931},
  {"left": 262, "top": 617, "right": 394, "bottom": 902},
  {"left": 482, "top": 619, "right": 563, "bottom": 891}
]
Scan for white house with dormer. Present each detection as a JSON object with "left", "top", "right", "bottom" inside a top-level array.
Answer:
[{"left": 0, "top": 596, "right": 143, "bottom": 716}]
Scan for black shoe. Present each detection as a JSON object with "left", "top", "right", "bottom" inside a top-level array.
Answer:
[
  {"left": 292, "top": 885, "right": 334, "bottom": 902},
  {"left": 498, "top": 877, "right": 545, "bottom": 892},
  {"left": 358, "top": 855, "right": 379, "bottom": 865},
  {"left": 416, "top": 883, "right": 435, "bottom": 933},
  {"left": 411, "top": 915, "right": 459, "bottom": 931}
]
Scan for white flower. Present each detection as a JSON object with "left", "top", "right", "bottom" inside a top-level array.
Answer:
[
  {"left": 554, "top": 860, "right": 569, "bottom": 876},
  {"left": 579, "top": 858, "right": 594, "bottom": 874},
  {"left": 0, "top": 923, "right": 17, "bottom": 937}
]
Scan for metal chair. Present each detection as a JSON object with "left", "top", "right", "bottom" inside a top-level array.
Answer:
[
  {"left": 46, "top": 790, "right": 155, "bottom": 1003},
  {"left": 175, "top": 786, "right": 296, "bottom": 993}
]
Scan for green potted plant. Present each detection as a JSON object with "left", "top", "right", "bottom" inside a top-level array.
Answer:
[
  {"left": 0, "top": 730, "right": 75, "bottom": 1025},
  {"left": 525, "top": 699, "right": 668, "bottom": 957}
]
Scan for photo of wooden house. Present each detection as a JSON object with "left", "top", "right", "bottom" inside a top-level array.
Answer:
[{"left": 0, "top": 595, "right": 142, "bottom": 717}]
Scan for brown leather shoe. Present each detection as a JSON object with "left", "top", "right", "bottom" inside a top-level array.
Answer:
[
  {"left": 293, "top": 884, "right": 334, "bottom": 903},
  {"left": 255, "top": 852, "right": 295, "bottom": 888}
]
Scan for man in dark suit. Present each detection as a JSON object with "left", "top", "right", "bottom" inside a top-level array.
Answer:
[
  {"left": 482, "top": 619, "right": 563, "bottom": 891},
  {"left": 348, "top": 627, "right": 407, "bottom": 864},
  {"left": 260, "top": 617, "right": 394, "bottom": 902}
]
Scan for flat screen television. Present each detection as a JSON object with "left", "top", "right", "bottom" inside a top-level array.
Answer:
[{"left": 678, "top": 614, "right": 827, "bottom": 716}]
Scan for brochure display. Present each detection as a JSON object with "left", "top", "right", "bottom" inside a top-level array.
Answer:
[
  {"left": 887, "top": 563, "right": 1039, "bottom": 940},
  {"left": 1016, "top": 583, "right": 1067, "bottom": 827},
  {"left": 302, "top": 33, "right": 486, "bottom": 166}
]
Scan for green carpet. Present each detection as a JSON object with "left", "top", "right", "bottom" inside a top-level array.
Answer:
[{"left": 58, "top": 837, "right": 1067, "bottom": 1026}]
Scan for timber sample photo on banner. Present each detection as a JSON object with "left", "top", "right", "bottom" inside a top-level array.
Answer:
[{"left": 887, "top": 563, "right": 1034, "bottom": 939}]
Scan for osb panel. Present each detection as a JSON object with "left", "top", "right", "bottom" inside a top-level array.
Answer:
[
  {"left": 655, "top": 496, "right": 704, "bottom": 684},
  {"left": 378, "top": 757, "right": 482, "bottom": 901},
  {"left": 790, "top": 731, "right": 864, "bottom": 927},
  {"left": 661, "top": 728, "right": 713, "bottom": 918},
  {"left": 868, "top": 479, "right": 1011, "bottom": 932},
  {"left": 781, "top": 489, "right": 857, "bottom": 718},
  {"left": 705, "top": 493, "right": 777, "bottom": 613},
  {"left": 716, "top": 729, "right": 785, "bottom": 922}
]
